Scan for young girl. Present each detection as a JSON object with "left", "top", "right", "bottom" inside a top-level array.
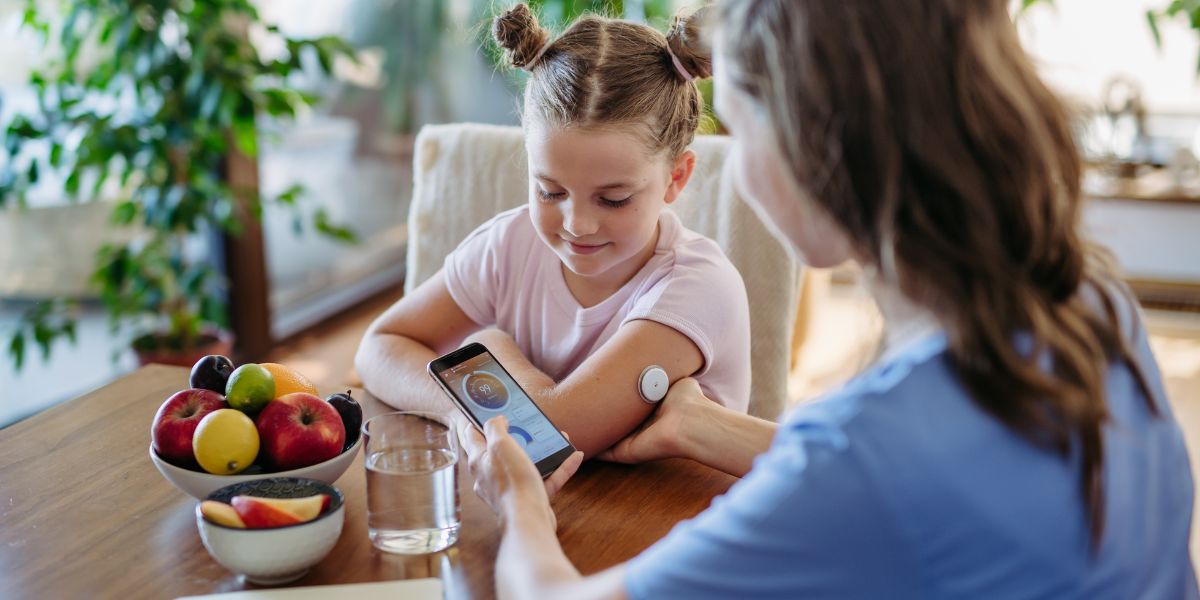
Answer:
[{"left": 355, "top": 4, "right": 751, "bottom": 457}]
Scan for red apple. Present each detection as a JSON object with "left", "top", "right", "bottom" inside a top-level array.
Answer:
[
  {"left": 255, "top": 393, "right": 346, "bottom": 470},
  {"left": 151, "top": 389, "right": 226, "bottom": 467},
  {"left": 229, "top": 494, "right": 330, "bottom": 528}
]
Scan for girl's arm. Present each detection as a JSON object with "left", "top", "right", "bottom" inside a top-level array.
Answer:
[
  {"left": 466, "top": 321, "right": 704, "bottom": 457},
  {"left": 354, "top": 269, "right": 481, "bottom": 413}
]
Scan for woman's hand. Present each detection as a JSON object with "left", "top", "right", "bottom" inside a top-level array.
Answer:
[
  {"left": 455, "top": 413, "right": 584, "bottom": 523},
  {"left": 597, "top": 377, "right": 710, "bottom": 464}
]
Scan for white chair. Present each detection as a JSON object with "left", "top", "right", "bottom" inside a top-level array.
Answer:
[{"left": 405, "top": 123, "right": 804, "bottom": 420}]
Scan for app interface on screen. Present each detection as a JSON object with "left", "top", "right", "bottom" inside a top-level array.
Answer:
[{"left": 437, "top": 352, "right": 569, "bottom": 463}]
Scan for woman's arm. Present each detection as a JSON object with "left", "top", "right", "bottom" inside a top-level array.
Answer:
[
  {"left": 354, "top": 270, "right": 481, "bottom": 413},
  {"left": 458, "top": 416, "right": 626, "bottom": 600},
  {"left": 466, "top": 320, "right": 705, "bottom": 457},
  {"left": 599, "top": 377, "right": 775, "bottom": 478}
]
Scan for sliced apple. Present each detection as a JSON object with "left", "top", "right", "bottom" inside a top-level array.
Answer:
[
  {"left": 230, "top": 494, "right": 330, "bottom": 528},
  {"left": 231, "top": 496, "right": 302, "bottom": 528},
  {"left": 243, "top": 494, "right": 330, "bottom": 521},
  {"left": 200, "top": 500, "right": 246, "bottom": 528}
]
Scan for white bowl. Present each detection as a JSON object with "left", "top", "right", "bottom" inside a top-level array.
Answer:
[
  {"left": 151, "top": 434, "right": 362, "bottom": 499},
  {"left": 196, "top": 477, "right": 345, "bottom": 585}
]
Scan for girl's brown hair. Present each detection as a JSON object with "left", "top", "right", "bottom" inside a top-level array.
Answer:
[
  {"left": 716, "top": 0, "right": 1157, "bottom": 545},
  {"left": 492, "top": 3, "right": 710, "bottom": 157}
]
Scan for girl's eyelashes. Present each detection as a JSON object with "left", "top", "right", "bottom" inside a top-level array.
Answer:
[
  {"left": 537, "top": 188, "right": 567, "bottom": 202},
  {"left": 600, "top": 196, "right": 633, "bottom": 208},
  {"left": 537, "top": 187, "right": 633, "bottom": 209}
]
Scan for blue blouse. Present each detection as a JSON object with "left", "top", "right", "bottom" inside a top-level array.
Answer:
[{"left": 626, "top": 324, "right": 1197, "bottom": 599}]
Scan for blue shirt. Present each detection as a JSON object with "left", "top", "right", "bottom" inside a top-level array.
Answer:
[{"left": 626, "top": 323, "right": 1197, "bottom": 598}]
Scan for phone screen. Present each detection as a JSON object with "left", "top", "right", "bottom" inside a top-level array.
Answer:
[{"left": 432, "top": 347, "right": 572, "bottom": 465}]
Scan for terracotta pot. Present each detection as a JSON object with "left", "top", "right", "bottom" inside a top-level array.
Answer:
[{"left": 134, "top": 331, "right": 235, "bottom": 368}]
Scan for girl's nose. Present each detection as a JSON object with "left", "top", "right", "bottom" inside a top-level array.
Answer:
[{"left": 562, "top": 202, "right": 599, "bottom": 238}]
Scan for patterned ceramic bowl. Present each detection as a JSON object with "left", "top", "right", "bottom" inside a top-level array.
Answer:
[{"left": 195, "top": 477, "right": 345, "bottom": 585}]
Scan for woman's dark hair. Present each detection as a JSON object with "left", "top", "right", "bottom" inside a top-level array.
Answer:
[{"left": 716, "top": 0, "right": 1158, "bottom": 546}]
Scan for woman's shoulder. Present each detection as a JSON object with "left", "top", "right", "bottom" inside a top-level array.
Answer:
[{"left": 778, "top": 334, "right": 950, "bottom": 449}]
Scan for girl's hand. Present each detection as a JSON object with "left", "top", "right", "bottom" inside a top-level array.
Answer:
[
  {"left": 455, "top": 413, "right": 584, "bottom": 522},
  {"left": 597, "top": 377, "right": 710, "bottom": 464}
]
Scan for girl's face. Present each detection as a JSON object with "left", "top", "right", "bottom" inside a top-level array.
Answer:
[
  {"left": 525, "top": 123, "right": 692, "bottom": 283},
  {"left": 712, "top": 48, "right": 853, "bottom": 269}
]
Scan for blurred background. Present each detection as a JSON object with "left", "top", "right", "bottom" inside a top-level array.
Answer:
[{"left": 1, "top": 0, "right": 1199, "bottom": 430}]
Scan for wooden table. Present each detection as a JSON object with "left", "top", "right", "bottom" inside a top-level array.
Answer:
[{"left": 0, "top": 365, "right": 737, "bottom": 599}]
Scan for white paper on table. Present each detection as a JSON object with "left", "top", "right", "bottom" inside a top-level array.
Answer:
[{"left": 175, "top": 578, "right": 443, "bottom": 600}]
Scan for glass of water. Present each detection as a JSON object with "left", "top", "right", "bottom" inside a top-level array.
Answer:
[{"left": 362, "top": 411, "right": 461, "bottom": 554}]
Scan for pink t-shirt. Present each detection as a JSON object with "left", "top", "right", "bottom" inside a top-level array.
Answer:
[{"left": 443, "top": 205, "right": 751, "bottom": 412}]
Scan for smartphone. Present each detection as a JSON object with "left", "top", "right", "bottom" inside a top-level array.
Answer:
[{"left": 428, "top": 342, "right": 577, "bottom": 477}]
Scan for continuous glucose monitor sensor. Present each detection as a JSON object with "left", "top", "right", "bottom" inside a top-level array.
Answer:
[{"left": 638, "top": 365, "right": 669, "bottom": 404}]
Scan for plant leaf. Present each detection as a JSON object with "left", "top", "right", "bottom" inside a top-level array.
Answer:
[
  {"left": 232, "top": 119, "right": 257, "bottom": 157},
  {"left": 275, "top": 183, "right": 303, "bottom": 205},
  {"left": 1147, "top": 11, "right": 1163, "bottom": 48},
  {"left": 9, "top": 333, "right": 25, "bottom": 372},
  {"left": 314, "top": 208, "right": 357, "bottom": 244}
]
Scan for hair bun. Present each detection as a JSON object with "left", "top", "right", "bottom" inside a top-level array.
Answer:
[
  {"left": 493, "top": 3, "right": 552, "bottom": 69},
  {"left": 666, "top": 6, "right": 713, "bottom": 81}
]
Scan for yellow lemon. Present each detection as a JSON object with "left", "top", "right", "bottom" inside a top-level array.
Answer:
[
  {"left": 259, "top": 362, "right": 319, "bottom": 398},
  {"left": 193, "top": 409, "right": 260, "bottom": 475}
]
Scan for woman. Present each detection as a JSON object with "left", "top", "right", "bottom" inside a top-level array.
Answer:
[{"left": 459, "top": 1, "right": 1198, "bottom": 598}]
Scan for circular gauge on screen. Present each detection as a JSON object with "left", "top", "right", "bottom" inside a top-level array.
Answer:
[
  {"left": 507, "top": 426, "right": 534, "bottom": 449},
  {"left": 462, "top": 371, "right": 509, "bottom": 410}
]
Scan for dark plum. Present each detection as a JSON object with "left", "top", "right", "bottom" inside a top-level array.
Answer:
[
  {"left": 327, "top": 390, "right": 362, "bottom": 451},
  {"left": 190, "top": 355, "right": 235, "bottom": 394}
]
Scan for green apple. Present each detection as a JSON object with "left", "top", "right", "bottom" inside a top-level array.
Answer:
[{"left": 225, "top": 364, "right": 275, "bottom": 414}]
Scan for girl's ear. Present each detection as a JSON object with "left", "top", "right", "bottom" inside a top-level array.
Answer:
[{"left": 663, "top": 150, "right": 696, "bottom": 205}]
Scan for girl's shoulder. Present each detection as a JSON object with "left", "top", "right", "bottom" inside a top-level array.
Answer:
[
  {"left": 469, "top": 204, "right": 535, "bottom": 240},
  {"left": 454, "top": 204, "right": 544, "bottom": 257},
  {"left": 653, "top": 211, "right": 746, "bottom": 291}
]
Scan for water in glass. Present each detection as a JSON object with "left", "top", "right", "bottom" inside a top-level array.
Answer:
[{"left": 365, "top": 446, "right": 460, "bottom": 553}]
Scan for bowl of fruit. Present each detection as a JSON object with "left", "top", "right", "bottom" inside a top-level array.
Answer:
[
  {"left": 149, "top": 355, "right": 365, "bottom": 499},
  {"left": 196, "top": 477, "right": 344, "bottom": 585}
]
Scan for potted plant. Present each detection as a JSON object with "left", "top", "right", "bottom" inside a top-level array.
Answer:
[{"left": 1, "top": 0, "right": 356, "bottom": 369}]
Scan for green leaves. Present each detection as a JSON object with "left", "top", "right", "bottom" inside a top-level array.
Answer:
[
  {"left": 232, "top": 118, "right": 257, "bottom": 157},
  {"left": 4, "top": 0, "right": 358, "bottom": 370},
  {"left": 313, "top": 208, "right": 357, "bottom": 244},
  {"left": 1145, "top": 0, "right": 1200, "bottom": 74},
  {"left": 6, "top": 300, "right": 80, "bottom": 371}
]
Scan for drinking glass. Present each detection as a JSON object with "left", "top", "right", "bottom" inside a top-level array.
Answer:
[{"left": 362, "top": 411, "right": 460, "bottom": 554}]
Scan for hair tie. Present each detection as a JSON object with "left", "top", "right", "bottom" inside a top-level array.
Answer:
[
  {"left": 523, "top": 38, "right": 554, "bottom": 71},
  {"left": 667, "top": 48, "right": 694, "bottom": 82}
]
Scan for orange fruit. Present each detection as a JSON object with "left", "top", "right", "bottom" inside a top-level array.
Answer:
[{"left": 259, "top": 362, "right": 319, "bottom": 398}]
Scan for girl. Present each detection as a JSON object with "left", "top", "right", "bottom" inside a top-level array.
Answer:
[
  {"left": 355, "top": 4, "right": 751, "bottom": 457},
  {"left": 460, "top": 0, "right": 1198, "bottom": 598}
]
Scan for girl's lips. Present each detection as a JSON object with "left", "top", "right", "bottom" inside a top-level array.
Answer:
[{"left": 568, "top": 241, "right": 608, "bottom": 255}]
